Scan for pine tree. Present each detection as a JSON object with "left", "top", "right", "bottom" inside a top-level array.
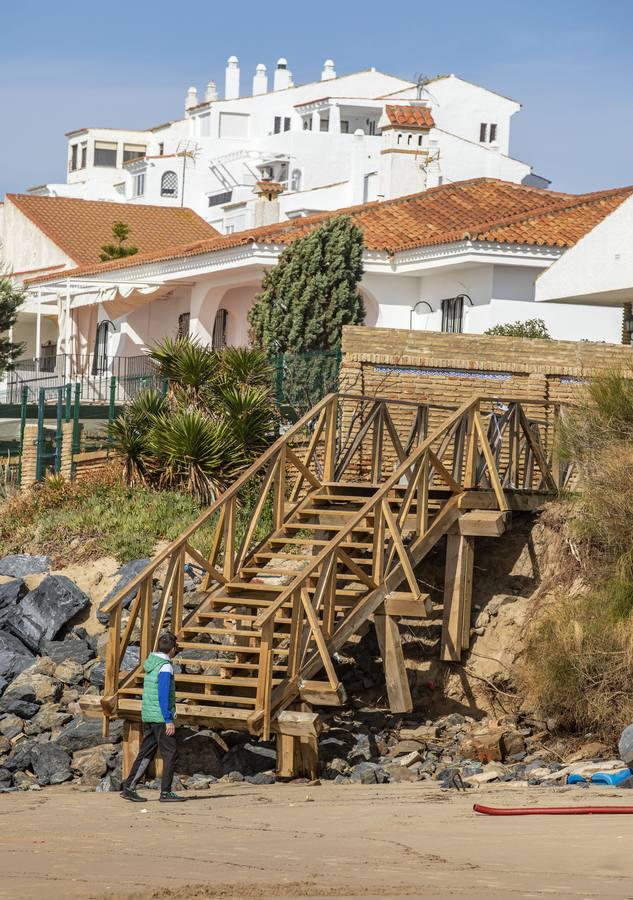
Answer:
[
  {"left": 99, "top": 221, "right": 139, "bottom": 262},
  {"left": 0, "top": 275, "right": 25, "bottom": 375},
  {"left": 248, "top": 215, "right": 365, "bottom": 353}
]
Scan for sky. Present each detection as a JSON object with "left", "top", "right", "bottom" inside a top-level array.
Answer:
[{"left": 1, "top": 0, "right": 632, "bottom": 199}]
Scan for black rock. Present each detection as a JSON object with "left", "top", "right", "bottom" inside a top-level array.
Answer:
[
  {"left": 0, "top": 555, "right": 50, "bottom": 578},
  {"left": 5, "top": 576, "right": 90, "bottom": 652},
  {"left": 96, "top": 773, "right": 122, "bottom": 792},
  {"left": 55, "top": 716, "right": 123, "bottom": 753},
  {"left": 3, "top": 739, "right": 36, "bottom": 773},
  {"left": 30, "top": 743, "right": 72, "bottom": 785},
  {"left": 350, "top": 761, "right": 384, "bottom": 784},
  {"left": 97, "top": 560, "right": 150, "bottom": 625},
  {"left": 0, "top": 768, "right": 12, "bottom": 787},
  {"left": 222, "top": 741, "right": 276, "bottom": 775},
  {"left": 0, "top": 699, "right": 39, "bottom": 719},
  {"left": 0, "top": 676, "right": 6, "bottom": 697},
  {"left": 1, "top": 684, "right": 36, "bottom": 704},
  {"left": 176, "top": 728, "right": 223, "bottom": 778},
  {"left": 319, "top": 736, "right": 351, "bottom": 762},
  {"left": 245, "top": 772, "right": 275, "bottom": 785},
  {"left": 0, "top": 631, "right": 35, "bottom": 681},
  {"left": 0, "top": 579, "right": 27, "bottom": 626},
  {"left": 44, "top": 639, "right": 94, "bottom": 666},
  {"left": 89, "top": 646, "right": 139, "bottom": 687}
]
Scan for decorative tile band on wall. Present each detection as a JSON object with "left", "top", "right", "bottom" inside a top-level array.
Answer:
[{"left": 373, "top": 365, "right": 513, "bottom": 382}]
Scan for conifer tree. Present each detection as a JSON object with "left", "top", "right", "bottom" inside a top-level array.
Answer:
[
  {"left": 0, "top": 275, "right": 25, "bottom": 375},
  {"left": 99, "top": 221, "right": 139, "bottom": 262},
  {"left": 248, "top": 215, "right": 365, "bottom": 353}
]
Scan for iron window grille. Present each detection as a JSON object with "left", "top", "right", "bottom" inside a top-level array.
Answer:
[
  {"left": 441, "top": 297, "right": 464, "bottom": 333},
  {"left": 212, "top": 309, "right": 228, "bottom": 350}
]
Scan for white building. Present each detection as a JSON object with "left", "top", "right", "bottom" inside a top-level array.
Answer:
[
  {"left": 15, "top": 177, "right": 629, "bottom": 394},
  {"left": 31, "top": 57, "right": 548, "bottom": 235}
]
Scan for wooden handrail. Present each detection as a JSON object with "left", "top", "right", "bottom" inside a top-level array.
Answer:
[{"left": 254, "top": 397, "right": 479, "bottom": 629}]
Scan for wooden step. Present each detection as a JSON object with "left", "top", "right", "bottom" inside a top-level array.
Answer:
[
  {"left": 174, "top": 657, "right": 286, "bottom": 672},
  {"left": 117, "top": 698, "right": 252, "bottom": 726},
  {"left": 268, "top": 537, "right": 374, "bottom": 549},
  {"left": 132, "top": 673, "right": 280, "bottom": 688},
  {"left": 119, "top": 687, "right": 259, "bottom": 706},
  {"left": 182, "top": 625, "right": 289, "bottom": 640},
  {"left": 197, "top": 610, "right": 294, "bottom": 625},
  {"left": 175, "top": 640, "right": 288, "bottom": 656}
]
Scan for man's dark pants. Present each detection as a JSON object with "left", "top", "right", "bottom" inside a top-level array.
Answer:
[{"left": 124, "top": 723, "right": 177, "bottom": 793}]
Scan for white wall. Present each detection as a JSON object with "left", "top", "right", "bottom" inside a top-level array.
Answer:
[
  {"left": 427, "top": 75, "right": 518, "bottom": 155},
  {"left": 2, "top": 199, "right": 72, "bottom": 275},
  {"left": 536, "top": 194, "right": 633, "bottom": 306}
]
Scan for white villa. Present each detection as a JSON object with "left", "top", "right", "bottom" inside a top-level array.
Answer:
[
  {"left": 28, "top": 57, "right": 548, "bottom": 234},
  {"left": 2, "top": 56, "right": 631, "bottom": 404}
]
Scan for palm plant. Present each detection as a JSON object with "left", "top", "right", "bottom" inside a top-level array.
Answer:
[
  {"left": 111, "top": 338, "right": 277, "bottom": 503},
  {"left": 108, "top": 390, "right": 167, "bottom": 483},
  {"left": 147, "top": 408, "right": 240, "bottom": 504}
]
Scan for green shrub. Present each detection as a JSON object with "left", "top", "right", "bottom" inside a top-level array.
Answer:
[{"left": 485, "top": 318, "right": 551, "bottom": 339}]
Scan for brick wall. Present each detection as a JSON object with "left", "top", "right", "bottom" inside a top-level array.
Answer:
[{"left": 340, "top": 326, "right": 632, "bottom": 412}]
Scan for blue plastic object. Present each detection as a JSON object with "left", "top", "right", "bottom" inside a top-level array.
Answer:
[
  {"left": 591, "top": 768, "right": 632, "bottom": 786},
  {"left": 566, "top": 768, "right": 632, "bottom": 786}
]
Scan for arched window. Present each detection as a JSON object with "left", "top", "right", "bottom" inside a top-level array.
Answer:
[
  {"left": 290, "top": 169, "right": 302, "bottom": 192},
  {"left": 161, "top": 170, "right": 178, "bottom": 198},
  {"left": 212, "top": 309, "right": 228, "bottom": 350},
  {"left": 92, "top": 320, "right": 113, "bottom": 374}
]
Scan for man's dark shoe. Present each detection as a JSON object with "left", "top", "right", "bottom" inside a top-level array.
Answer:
[
  {"left": 159, "top": 791, "right": 186, "bottom": 802},
  {"left": 121, "top": 785, "right": 145, "bottom": 802}
]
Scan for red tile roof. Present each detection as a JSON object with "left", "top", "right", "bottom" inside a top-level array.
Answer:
[
  {"left": 384, "top": 105, "right": 435, "bottom": 129},
  {"left": 8, "top": 194, "right": 218, "bottom": 267},
  {"left": 27, "top": 178, "right": 633, "bottom": 284}
]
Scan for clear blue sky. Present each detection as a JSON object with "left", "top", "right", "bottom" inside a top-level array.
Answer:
[{"left": 1, "top": 0, "right": 632, "bottom": 199}]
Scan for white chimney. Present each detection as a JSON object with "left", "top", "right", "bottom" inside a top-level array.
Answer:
[
  {"left": 225, "top": 55, "right": 240, "bottom": 100},
  {"left": 185, "top": 86, "right": 199, "bottom": 111},
  {"left": 321, "top": 59, "right": 336, "bottom": 81},
  {"left": 274, "top": 58, "right": 291, "bottom": 91},
  {"left": 205, "top": 80, "right": 218, "bottom": 102},
  {"left": 253, "top": 63, "right": 268, "bottom": 96}
]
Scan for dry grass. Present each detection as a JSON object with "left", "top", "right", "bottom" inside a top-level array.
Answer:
[{"left": 520, "top": 370, "right": 633, "bottom": 741}]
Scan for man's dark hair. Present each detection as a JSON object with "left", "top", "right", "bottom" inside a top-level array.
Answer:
[{"left": 158, "top": 632, "right": 177, "bottom": 654}]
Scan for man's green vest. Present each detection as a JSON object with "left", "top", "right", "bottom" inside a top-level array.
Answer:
[{"left": 141, "top": 653, "right": 176, "bottom": 723}]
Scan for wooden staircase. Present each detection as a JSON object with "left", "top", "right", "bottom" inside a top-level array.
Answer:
[{"left": 83, "top": 392, "right": 565, "bottom": 774}]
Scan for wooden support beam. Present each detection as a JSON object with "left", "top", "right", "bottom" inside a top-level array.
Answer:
[
  {"left": 375, "top": 613, "right": 413, "bottom": 713},
  {"left": 276, "top": 732, "right": 297, "bottom": 778},
  {"left": 298, "top": 680, "right": 346, "bottom": 707},
  {"left": 277, "top": 709, "right": 322, "bottom": 738},
  {"left": 441, "top": 532, "right": 474, "bottom": 662},
  {"left": 382, "top": 595, "right": 431, "bottom": 617},
  {"left": 457, "top": 510, "right": 510, "bottom": 537},
  {"left": 122, "top": 720, "right": 143, "bottom": 781}
]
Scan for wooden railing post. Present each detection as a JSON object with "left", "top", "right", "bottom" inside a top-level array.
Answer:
[
  {"left": 273, "top": 445, "right": 286, "bottom": 530},
  {"left": 464, "top": 403, "right": 479, "bottom": 489},
  {"left": 256, "top": 619, "right": 274, "bottom": 741},
  {"left": 323, "top": 396, "right": 338, "bottom": 482},
  {"left": 139, "top": 578, "right": 153, "bottom": 662},
  {"left": 171, "top": 547, "right": 185, "bottom": 635},
  {"left": 371, "top": 402, "right": 384, "bottom": 484},
  {"left": 223, "top": 495, "right": 236, "bottom": 581}
]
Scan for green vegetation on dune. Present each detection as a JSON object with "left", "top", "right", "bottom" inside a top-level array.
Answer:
[{"left": 521, "top": 368, "right": 633, "bottom": 741}]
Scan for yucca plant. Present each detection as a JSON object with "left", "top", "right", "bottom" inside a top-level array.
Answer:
[
  {"left": 147, "top": 408, "right": 241, "bottom": 504},
  {"left": 150, "top": 337, "right": 219, "bottom": 408},
  {"left": 114, "top": 338, "right": 277, "bottom": 503},
  {"left": 217, "top": 346, "right": 273, "bottom": 388},
  {"left": 217, "top": 384, "right": 276, "bottom": 457},
  {"left": 108, "top": 389, "right": 167, "bottom": 483}
]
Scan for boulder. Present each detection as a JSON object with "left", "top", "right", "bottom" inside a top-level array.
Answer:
[
  {"left": 397, "top": 750, "right": 423, "bottom": 768},
  {"left": 461, "top": 728, "right": 505, "bottom": 763},
  {"left": 0, "top": 714, "right": 24, "bottom": 739},
  {"left": 2, "top": 738, "right": 36, "bottom": 772},
  {"left": 0, "top": 698, "right": 38, "bottom": 719},
  {"left": 176, "top": 728, "right": 224, "bottom": 778},
  {"left": 0, "top": 555, "right": 50, "bottom": 578},
  {"left": 384, "top": 764, "right": 417, "bottom": 783},
  {"left": 222, "top": 741, "right": 276, "bottom": 775},
  {"left": 97, "top": 560, "right": 150, "bottom": 625},
  {"left": 44, "top": 639, "right": 94, "bottom": 666},
  {"left": 0, "top": 735, "right": 12, "bottom": 757},
  {"left": 54, "top": 660, "right": 84, "bottom": 685},
  {"left": 566, "top": 741, "right": 611, "bottom": 764},
  {"left": 0, "top": 579, "right": 26, "bottom": 626},
  {"left": 0, "top": 684, "right": 35, "bottom": 705},
  {"left": 0, "top": 631, "right": 35, "bottom": 681},
  {"left": 30, "top": 743, "right": 73, "bottom": 785},
  {"left": 96, "top": 773, "right": 122, "bottom": 793},
  {"left": 9, "top": 672, "right": 60, "bottom": 704},
  {"left": 89, "top": 646, "right": 140, "bottom": 687},
  {"left": 71, "top": 745, "right": 117, "bottom": 779},
  {"left": 5, "top": 576, "right": 90, "bottom": 652},
  {"left": 0, "top": 676, "right": 6, "bottom": 697},
  {"left": 0, "top": 767, "right": 12, "bottom": 787},
  {"left": 55, "top": 716, "right": 123, "bottom": 753},
  {"left": 388, "top": 739, "right": 426, "bottom": 758},
  {"left": 350, "top": 761, "right": 384, "bottom": 784},
  {"left": 28, "top": 703, "right": 72, "bottom": 735}
]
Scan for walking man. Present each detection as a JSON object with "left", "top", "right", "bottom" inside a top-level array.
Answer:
[{"left": 121, "top": 631, "right": 186, "bottom": 802}]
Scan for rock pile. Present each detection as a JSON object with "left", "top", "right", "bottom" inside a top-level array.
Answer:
[{"left": 0, "top": 554, "right": 621, "bottom": 794}]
